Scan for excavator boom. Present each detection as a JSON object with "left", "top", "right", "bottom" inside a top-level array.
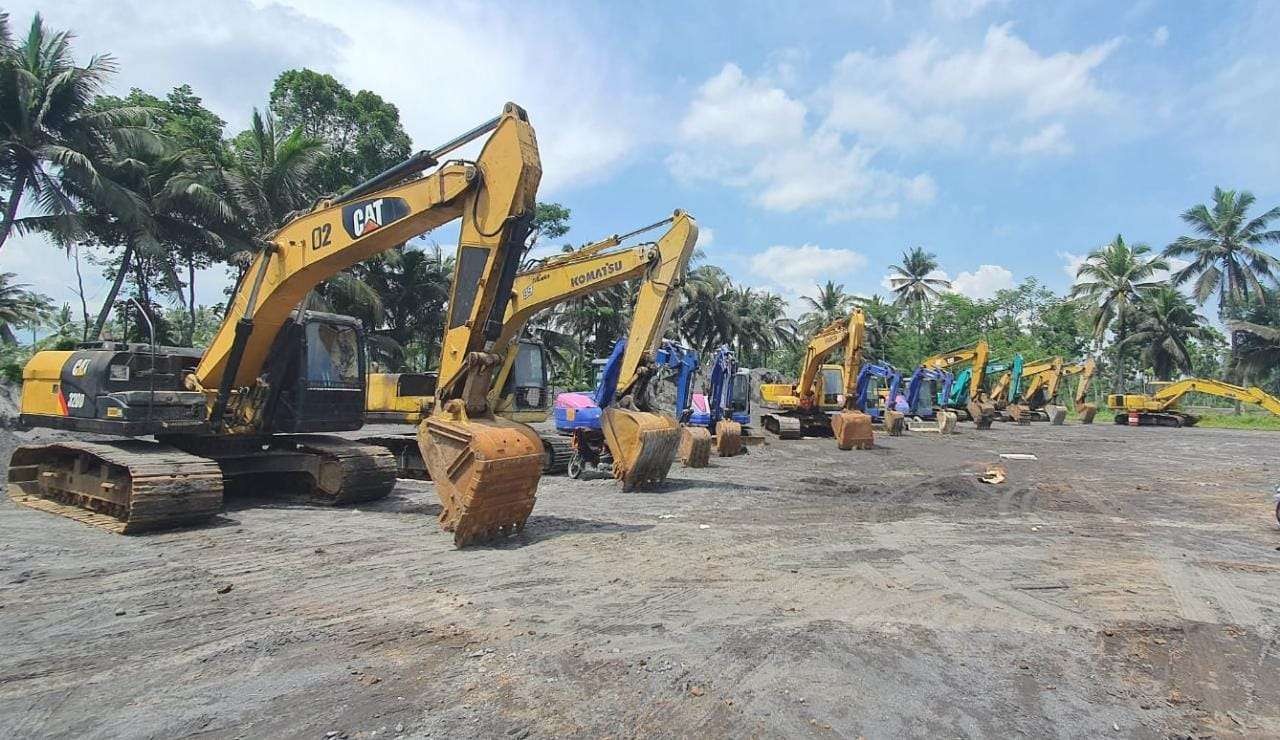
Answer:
[
  {"left": 1106, "top": 377, "right": 1280, "bottom": 427},
  {"left": 10, "top": 104, "right": 544, "bottom": 539},
  {"left": 921, "top": 339, "right": 996, "bottom": 428},
  {"left": 760, "top": 310, "right": 874, "bottom": 448}
]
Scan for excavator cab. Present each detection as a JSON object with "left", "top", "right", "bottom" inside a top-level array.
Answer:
[
  {"left": 262, "top": 312, "right": 368, "bottom": 434},
  {"left": 497, "top": 339, "right": 552, "bottom": 421}
]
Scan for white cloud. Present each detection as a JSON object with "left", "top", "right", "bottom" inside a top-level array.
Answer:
[
  {"left": 932, "top": 0, "right": 1009, "bottom": 20},
  {"left": 679, "top": 64, "right": 804, "bottom": 147},
  {"left": 272, "top": 0, "right": 644, "bottom": 194},
  {"left": 1058, "top": 251, "right": 1088, "bottom": 282},
  {"left": 749, "top": 244, "right": 868, "bottom": 301},
  {"left": 833, "top": 25, "right": 1121, "bottom": 120},
  {"left": 1151, "top": 26, "right": 1170, "bottom": 47},
  {"left": 696, "top": 226, "right": 715, "bottom": 249},
  {"left": 15, "top": 0, "right": 648, "bottom": 195},
  {"left": 991, "top": 123, "right": 1074, "bottom": 156},
  {"left": 951, "top": 264, "right": 1015, "bottom": 298},
  {"left": 669, "top": 64, "right": 937, "bottom": 220}
]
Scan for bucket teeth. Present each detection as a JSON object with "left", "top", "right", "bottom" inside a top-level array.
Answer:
[
  {"left": 679, "top": 427, "right": 712, "bottom": 468},
  {"left": 601, "top": 408, "right": 681, "bottom": 491},
  {"left": 418, "top": 415, "right": 543, "bottom": 548}
]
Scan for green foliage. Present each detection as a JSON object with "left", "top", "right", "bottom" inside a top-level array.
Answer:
[
  {"left": 1193, "top": 412, "right": 1280, "bottom": 431},
  {"left": 269, "top": 69, "right": 412, "bottom": 195},
  {"left": 95, "top": 85, "right": 227, "bottom": 161}
]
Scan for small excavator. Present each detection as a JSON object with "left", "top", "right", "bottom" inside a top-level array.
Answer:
[
  {"left": 10, "top": 103, "right": 545, "bottom": 546},
  {"left": 759, "top": 309, "right": 874, "bottom": 449},
  {"left": 901, "top": 366, "right": 959, "bottom": 432},
  {"left": 1106, "top": 378, "right": 1280, "bottom": 427},
  {"left": 1061, "top": 358, "right": 1098, "bottom": 424},
  {"left": 852, "top": 361, "right": 906, "bottom": 435},
  {"left": 360, "top": 211, "right": 703, "bottom": 480},
  {"left": 920, "top": 340, "right": 998, "bottom": 428},
  {"left": 685, "top": 345, "right": 752, "bottom": 458},
  {"left": 658, "top": 343, "right": 751, "bottom": 466},
  {"left": 546, "top": 215, "right": 700, "bottom": 489}
]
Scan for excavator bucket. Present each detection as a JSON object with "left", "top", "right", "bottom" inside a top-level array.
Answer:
[
  {"left": 714, "top": 419, "right": 743, "bottom": 457},
  {"left": 1046, "top": 405, "right": 1068, "bottom": 425},
  {"left": 418, "top": 406, "right": 544, "bottom": 548},
  {"left": 939, "top": 410, "right": 959, "bottom": 434},
  {"left": 832, "top": 410, "right": 874, "bottom": 450},
  {"left": 678, "top": 426, "right": 712, "bottom": 468},
  {"left": 1078, "top": 403, "right": 1097, "bottom": 424},
  {"left": 884, "top": 410, "right": 906, "bottom": 437},
  {"left": 1007, "top": 404, "right": 1031, "bottom": 425},
  {"left": 967, "top": 400, "right": 996, "bottom": 430},
  {"left": 601, "top": 407, "right": 681, "bottom": 491}
]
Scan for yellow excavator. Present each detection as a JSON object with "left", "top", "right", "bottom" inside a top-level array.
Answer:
[
  {"left": 1106, "top": 378, "right": 1280, "bottom": 427},
  {"left": 361, "top": 211, "right": 705, "bottom": 480},
  {"left": 10, "top": 103, "right": 545, "bottom": 547},
  {"left": 920, "top": 339, "right": 998, "bottom": 428},
  {"left": 759, "top": 309, "right": 874, "bottom": 449},
  {"left": 1057, "top": 358, "right": 1098, "bottom": 424},
  {"left": 995, "top": 356, "right": 1066, "bottom": 424}
]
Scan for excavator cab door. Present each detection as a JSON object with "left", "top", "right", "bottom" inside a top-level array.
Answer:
[
  {"left": 272, "top": 312, "right": 367, "bottom": 433},
  {"left": 506, "top": 339, "right": 551, "bottom": 414}
]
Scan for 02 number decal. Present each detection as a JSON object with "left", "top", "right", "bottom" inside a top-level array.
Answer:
[{"left": 311, "top": 223, "right": 333, "bottom": 249}]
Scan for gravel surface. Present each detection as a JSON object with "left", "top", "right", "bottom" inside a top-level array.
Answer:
[{"left": 1, "top": 421, "right": 1278, "bottom": 738}]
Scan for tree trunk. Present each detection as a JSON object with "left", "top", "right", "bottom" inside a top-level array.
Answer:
[
  {"left": 185, "top": 255, "right": 197, "bottom": 346},
  {"left": 0, "top": 171, "right": 28, "bottom": 252},
  {"left": 92, "top": 242, "right": 135, "bottom": 340},
  {"left": 74, "top": 244, "right": 91, "bottom": 343}
]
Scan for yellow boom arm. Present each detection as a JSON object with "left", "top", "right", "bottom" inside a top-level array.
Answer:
[
  {"left": 921, "top": 340, "right": 991, "bottom": 401},
  {"left": 1062, "top": 358, "right": 1096, "bottom": 406},
  {"left": 765, "top": 310, "right": 866, "bottom": 408},
  {"left": 194, "top": 103, "right": 539, "bottom": 433},
  {"left": 1122, "top": 378, "right": 1280, "bottom": 415},
  {"left": 490, "top": 211, "right": 697, "bottom": 408}
]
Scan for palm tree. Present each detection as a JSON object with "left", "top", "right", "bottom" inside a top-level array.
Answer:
[
  {"left": 0, "top": 271, "right": 52, "bottom": 343},
  {"left": 799, "top": 280, "right": 854, "bottom": 333},
  {"left": 77, "top": 143, "right": 246, "bottom": 341},
  {"left": 675, "top": 265, "right": 735, "bottom": 352},
  {"left": 1122, "top": 286, "right": 1214, "bottom": 380},
  {"left": 1070, "top": 234, "right": 1168, "bottom": 390},
  {"left": 887, "top": 246, "right": 951, "bottom": 309},
  {"left": 225, "top": 107, "right": 326, "bottom": 237},
  {"left": 854, "top": 294, "right": 902, "bottom": 362},
  {"left": 1226, "top": 286, "right": 1280, "bottom": 387},
  {"left": 0, "top": 13, "right": 153, "bottom": 251},
  {"left": 1164, "top": 187, "right": 1280, "bottom": 371}
]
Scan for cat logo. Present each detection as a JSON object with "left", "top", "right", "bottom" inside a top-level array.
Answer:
[
  {"left": 341, "top": 196, "right": 410, "bottom": 239},
  {"left": 71, "top": 358, "right": 92, "bottom": 376}
]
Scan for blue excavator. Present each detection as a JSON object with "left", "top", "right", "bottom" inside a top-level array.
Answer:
[
  {"left": 852, "top": 361, "right": 906, "bottom": 435},
  {"left": 678, "top": 345, "right": 751, "bottom": 463},
  {"left": 900, "top": 366, "right": 958, "bottom": 432}
]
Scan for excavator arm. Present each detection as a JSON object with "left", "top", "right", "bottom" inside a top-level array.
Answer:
[
  {"left": 1107, "top": 376, "right": 1280, "bottom": 427},
  {"left": 1151, "top": 379, "right": 1280, "bottom": 414},
  {"left": 197, "top": 104, "right": 539, "bottom": 438},
  {"left": 489, "top": 211, "right": 695, "bottom": 410},
  {"left": 921, "top": 339, "right": 996, "bottom": 427}
]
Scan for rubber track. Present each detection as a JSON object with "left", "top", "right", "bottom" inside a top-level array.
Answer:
[
  {"left": 540, "top": 434, "right": 573, "bottom": 475},
  {"left": 7, "top": 440, "right": 223, "bottom": 534},
  {"left": 287, "top": 435, "right": 398, "bottom": 504}
]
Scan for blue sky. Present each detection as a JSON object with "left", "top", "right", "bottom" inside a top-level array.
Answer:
[{"left": 4, "top": 0, "right": 1279, "bottom": 317}]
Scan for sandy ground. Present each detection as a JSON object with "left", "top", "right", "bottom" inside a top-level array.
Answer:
[{"left": 1, "top": 420, "right": 1278, "bottom": 739}]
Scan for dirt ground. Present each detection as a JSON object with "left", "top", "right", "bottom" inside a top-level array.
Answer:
[{"left": 1, "top": 420, "right": 1278, "bottom": 739}]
